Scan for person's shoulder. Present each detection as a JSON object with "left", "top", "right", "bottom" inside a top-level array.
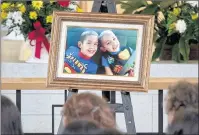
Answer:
[{"left": 65, "top": 46, "right": 79, "bottom": 57}]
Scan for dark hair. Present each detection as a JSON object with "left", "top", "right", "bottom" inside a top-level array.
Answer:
[
  {"left": 61, "top": 120, "right": 100, "bottom": 135},
  {"left": 80, "top": 30, "right": 98, "bottom": 43},
  {"left": 94, "top": 128, "right": 125, "bottom": 135},
  {"left": 61, "top": 120, "right": 124, "bottom": 135},
  {"left": 62, "top": 92, "right": 116, "bottom": 128},
  {"left": 165, "top": 80, "right": 198, "bottom": 114},
  {"left": 98, "top": 30, "right": 115, "bottom": 46},
  {"left": 1, "top": 95, "right": 23, "bottom": 135},
  {"left": 167, "top": 107, "right": 199, "bottom": 135}
]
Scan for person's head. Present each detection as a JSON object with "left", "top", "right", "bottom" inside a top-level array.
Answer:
[
  {"left": 62, "top": 92, "right": 116, "bottom": 129},
  {"left": 167, "top": 107, "right": 199, "bottom": 135},
  {"left": 165, "top": 80, "right": 198, "bottom": 124},
  {"left": 99, "top": 30, "right": 120, "bottom": 53},
  {"left": 1, "top": 95, "right": 23, "bottom": 135},
  {"left": 61, "top": 120, "right": 100, "bottom": 135},
  {"left": 78, "top": 30, "right": 98, "bottom": 58}
]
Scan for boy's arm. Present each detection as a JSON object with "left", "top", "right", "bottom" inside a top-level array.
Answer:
[
  {"left": 105, "top": 67, "right": 113, "bottom": 75},
  {"left": 65, "top": 46, "right": 79, "bottom": 55},
  {"left": 64, "top": 46, "right": 79, "bottom": 62},
  {"left": 102, "top": 56, "right": 113, "bottom": 75}
]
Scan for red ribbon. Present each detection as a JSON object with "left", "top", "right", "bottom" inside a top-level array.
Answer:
[
  {"left": 57, "top": 0, "right": 70, "bottom": 7},
  {"left": 28, "top": 21, "right": 50, "bottom": 59}
]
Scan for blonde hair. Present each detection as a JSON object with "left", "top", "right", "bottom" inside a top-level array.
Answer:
[{"left": 62, "top": 92, "right": 116, "bottom": 128}]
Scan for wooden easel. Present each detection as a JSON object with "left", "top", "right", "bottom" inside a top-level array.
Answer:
[{"left": 57, "top": 0, "right": 136, "bottom": 134}]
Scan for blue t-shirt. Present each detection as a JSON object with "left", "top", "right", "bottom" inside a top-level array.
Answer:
[{"left": 64, "top": 46, "right": 98, "bottom": 74}]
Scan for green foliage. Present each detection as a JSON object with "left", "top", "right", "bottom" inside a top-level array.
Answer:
[
  {"left": 140, "top": 4, "right": 158, "bottom": 15},
  {"left": 152, "top": 36, "right": 167, "bottom": 61},
  {"left": 179, "top": 36, "right": 190, "bottom": 62},
  {"left": 119, "top": 0, "right": 147, "bottom": 14},
  {"left": 159, "top": 0, "right": 176, "bottom": 9},
  {"left": 119, "top": 0, "right": 199, "bottom": 63}
]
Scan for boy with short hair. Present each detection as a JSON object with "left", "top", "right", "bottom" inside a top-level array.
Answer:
[
  {"left": 99, "top": 30, "right": 135, "bottom": 76},
  {"left": 64, "top": 30, "right": 98, "bottom": 74}
]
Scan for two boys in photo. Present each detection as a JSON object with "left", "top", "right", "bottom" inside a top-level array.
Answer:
[{"left": 64, "top": 30, "right": 135, "bottom": 76}]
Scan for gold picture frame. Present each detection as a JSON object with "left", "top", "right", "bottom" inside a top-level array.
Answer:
[{"left": 47, "top": 11, "right": 154, "bottom": 92}]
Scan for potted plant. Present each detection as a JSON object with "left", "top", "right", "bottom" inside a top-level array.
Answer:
[{"left": 119, "top": 0, "right": 199, "bottom": 63}]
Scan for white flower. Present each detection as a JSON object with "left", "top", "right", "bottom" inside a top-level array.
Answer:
[
  {"left": 14, "top": 16, "right": 24, "bottom": 25},
  {"left": 12, "top": 11, "right": 22, "bottom": 19},
  {"left": 13, "top": 26, "right": 21, "bottom": 35},
  {"left": 7, "top": 12, "right": 14, "bottom": 19},
  {"left": 186, "top": 1, "right": 198, "bottom": 7},
  {"left": 9, "top": 11, "right": 24, "bottom": 25},
  {"left": 6, "top": 19, "right": 14, "bottom": 27},
  {"left": 68, "top": 3, "right": 77, "bottom": 11},
  {"left": 176, "top": 20, "right": 187, "bottom": 33}
]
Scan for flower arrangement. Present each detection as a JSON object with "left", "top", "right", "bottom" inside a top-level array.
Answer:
[
  {"left": 1, "top": 1, "right": 82, "bottom": 38},
  {"left": 119, "top": 0, "right": 199, "bottom": 62},
  {"left": 1, "top": 1, "right": 82, "bottom": 59}
]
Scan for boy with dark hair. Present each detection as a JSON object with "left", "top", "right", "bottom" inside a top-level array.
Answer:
[
  {"left": 99, "top": 30, "right": 136, "bottom": 76},
  {"left": 64, "top": 30, "right": 99, "bottom": 74}
]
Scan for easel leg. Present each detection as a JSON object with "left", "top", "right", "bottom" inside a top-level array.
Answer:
[
  {"left": 158, "top": 90, "right": 164, "bottom": 134},
  {"left": 16, "top": 90, "right": 21, "bottom": 113},
  {"left": 64, "top": 90, "right": 67, "bottom": 101},
  {"left": 106, "top": 0, "right": 117, "bottom": 13},
  {"left": 91, "top": 0, "right": 103, "bottom": 12},
  {"left": 110, "top": 91, "right": 116, "bottom": 119},
  {"left": 121, "top": 92, "right": 136, "bottom": 134}
]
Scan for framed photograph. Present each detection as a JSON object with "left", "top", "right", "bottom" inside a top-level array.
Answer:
[{"left": 47, "top": 12, "right": 154, "bottom": 92}]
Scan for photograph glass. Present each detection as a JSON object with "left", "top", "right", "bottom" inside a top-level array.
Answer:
[{"left": 63, "top": 26, "right": 137, "bottom": 77}]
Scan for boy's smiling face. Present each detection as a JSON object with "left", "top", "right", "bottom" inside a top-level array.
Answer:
[
  {"left": 101, "top": 33, "right": 120, "bottom": 53},
  {"left": 78, "top": 35, "right": 98, "bottom": 57}
]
